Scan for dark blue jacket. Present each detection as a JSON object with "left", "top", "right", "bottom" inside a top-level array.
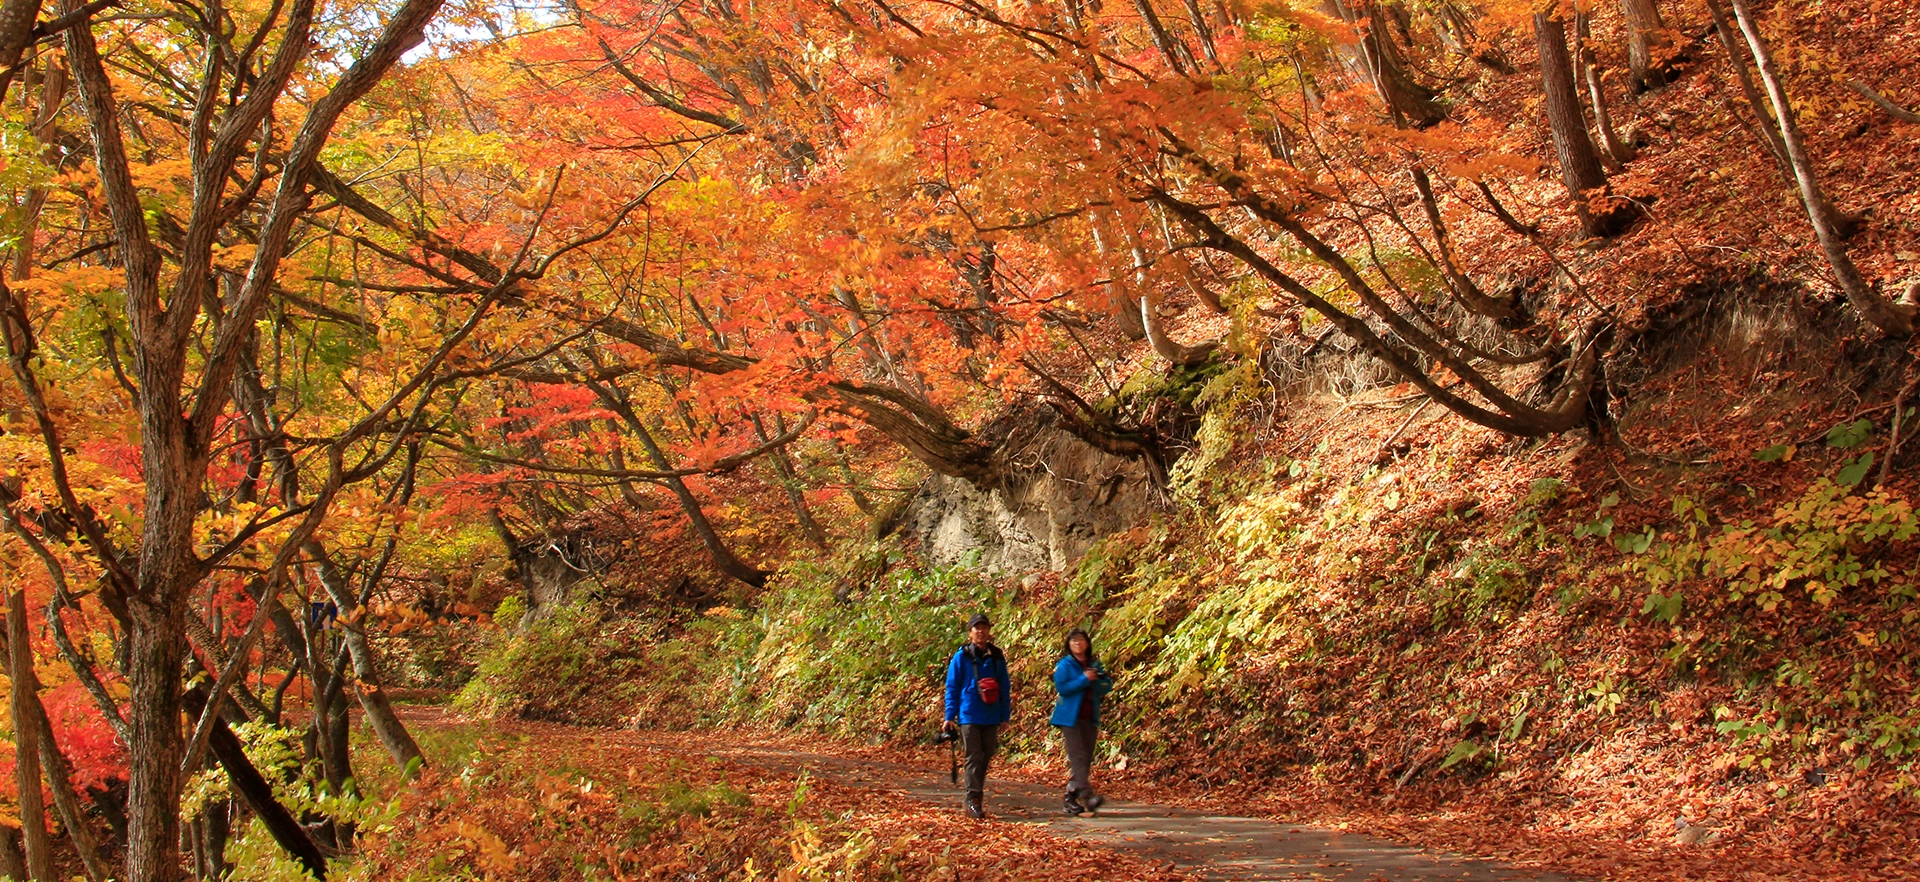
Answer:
[
  {"left": 1049, "top": 654, "right": 1112, "bottom": 727},
  {"left": 945, "top": 643, "right": 1012, "bottom": 725}
]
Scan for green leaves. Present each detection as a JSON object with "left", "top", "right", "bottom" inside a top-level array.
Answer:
[
  {"left": 1572, "top": 492, "right": 1619, "bottom": 539},
  {"left": 1438, "top": 739, "right": 1487, "bottom": 771},
  {"left": 1613, "top": 528, "right": 1653, "bottom": 555},
  {"left": 1826, "top": 418, "right": 1874, "bottom": 450},
  {"left": 1641, "top": 590, "right": 1683, "bottom": 623},
  {"left": 1837, "top": 452, "right": 1875, "bottom": 487}
]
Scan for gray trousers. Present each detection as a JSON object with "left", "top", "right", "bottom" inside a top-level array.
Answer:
[
  {"left": 1060, "top": 721, "right": 1097, "bottom": 796},
  {"left": 960, "top": 724, "right": 999, "bottom": 795}
]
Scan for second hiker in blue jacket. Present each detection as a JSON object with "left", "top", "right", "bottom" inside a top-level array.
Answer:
[
  {"left": 1050, "top": 628, "right": 1112, "bottom": 815},
  {"left": 944, "top": 612, "right": 1011, "bottom": 819}
]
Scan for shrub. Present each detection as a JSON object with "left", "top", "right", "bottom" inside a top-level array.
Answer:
[{"left": 454, "top": 601, "right": 643, "bottom": 724}]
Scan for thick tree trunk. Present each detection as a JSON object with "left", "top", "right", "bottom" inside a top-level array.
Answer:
[
  {"left": 5, "top": 591, "right": 55, "bottom": 881},
  {"left": 0, "top": 0, "right": 43, "bottom": 75},
  {"left": 1535, "top": 10, "right": 1628, "bottom": 236},
  {"left": 1725, "top": 0, "right": 1914, "bottom": 335},
  {"left": 123, "top": 596, "right": 187, "bottom": 882},
  {"left": 1620, "top": 0, "right": 1671, "bottom": 91}
]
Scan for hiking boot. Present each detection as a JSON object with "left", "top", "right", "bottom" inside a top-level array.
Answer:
[
  {"left": 1062, "top": 793, "right": 1085, "bottom": 816},
  {"left": 1081, "top": 790, "right": 1105, "bottom": 812},
  {"left": 965, "top": 791, "right": 985, "bottom": 819}
]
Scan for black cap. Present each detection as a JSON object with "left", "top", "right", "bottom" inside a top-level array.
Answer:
[{"left": 968, "top": 613, "right": 991, "bottom": 629}]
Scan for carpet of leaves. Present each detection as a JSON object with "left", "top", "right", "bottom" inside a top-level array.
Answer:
[{"left": 347, "top": 707, "right": 1189, "bottom": 881}]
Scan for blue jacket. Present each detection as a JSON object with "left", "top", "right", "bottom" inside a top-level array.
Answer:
[
  {"left": 1049, "top": 654, "right": 1112, "bottom": 727},
  {"left": 945, "top": 643, "right": 1012, "bottom": 725}
]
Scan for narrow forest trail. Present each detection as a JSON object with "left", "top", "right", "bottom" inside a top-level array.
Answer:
[
  {"left": 698, "top": 740, "right": 1575, "bottom": 882},
  {"left": 406, "top": 707, "right": 1574, "bottom": 881}
]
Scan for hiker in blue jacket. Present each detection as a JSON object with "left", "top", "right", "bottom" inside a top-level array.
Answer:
[
  {"left": 1050, "top": 628, "right": 1112, "bottom": 815},
  {"left": 944, "top": 612, "right": 1012, "bottom": 819}
]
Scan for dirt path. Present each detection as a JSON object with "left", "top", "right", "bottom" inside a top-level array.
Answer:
[
  {"left": 694, "top": 739, "right": 1576, "bottom": 882},
  {"left": 396, "top": 706, "right": 1575, "bottom": 880}
]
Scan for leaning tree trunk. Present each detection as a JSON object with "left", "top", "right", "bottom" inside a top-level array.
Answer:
[
  {"left": 1702, "top": 0, "right": 1790, "bottom": 176},
  {"left": 1535, "top": 9, "right": 1628, "bottom": 236},
  {"left": 629, "top": 418, "right": 770, "bottom": 588},
  {"left": 752, "top": 414, "right": 829, "bottom": 549},
  {"left": 5, "top": 603, "right": 112, "bottom": 881},
  {"left": 1324, "top": 0, "right": 1447, "bottom": 127},
  {"left": 1725, "top": 0, "right": 1914, "bottom": 335},
  {"left": 1577, "top": 10, "right": 1636, "bottom": 167},
  {"left": 588, "top": 377, "right": 770, "bottom": 588},
  {"left": 182, "top": 686, "right": 327, "bottom": 878},
  {"left": 29, "top": 676, "right": 112, "bottom": 882},
  {"left": 308, "top": 542, "right": 425, "bottom": 773}
]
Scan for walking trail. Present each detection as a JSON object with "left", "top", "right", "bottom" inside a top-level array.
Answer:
[{"left": 697, "top": 738, "right": 1575, "bottom": 882}]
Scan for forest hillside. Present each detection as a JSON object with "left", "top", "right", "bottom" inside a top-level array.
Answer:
[{"left": 0, "top": 0, "right": 1917, "bottom": 879}]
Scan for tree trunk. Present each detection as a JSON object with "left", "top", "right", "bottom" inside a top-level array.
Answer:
[
  {"left": 0, "top": 825, "right": 26, "bottom": 882},
  {"left": 181, "top": 685, "right": 327, "bottom": 878},
  {"left": 1323, "top": 0, "right": 1447, "bottom": 127},
  {"left": 587, "top": 378, "right": 770, "bottom": 587},
  {"left": 307, "top": 542, "right": 425, "bottom": 774},
  {"left": 1091, "top": 220, "right": 1149, "bottom": 340},
  {"left": 0, "top": 0, "right": 43, "bottom": 75},
  {"left": 629, "top": 418, "right": 770, "bottom": 588},
  {"left": 30, "top": 685, "right": 112, "bottom": 882},
  {"left": 5, "top": 591, "right": 55, "bottom": 881},
  {"left": 1177, "top": 0, "right": 1220, "bottom": 68},
  {"left": 1702, "top": 0, "right": 1790, "bottom": 175},
  {"left": 752, "top": 413, "right": 828, "bottom": 548},
  {"left": 123, "top": 595, "right": 187, "bottom": 882},
  {"left": 831, "top": 441, "right": 876, "bottom": 517},
  {"left": 1577, "top": 10, "right": 1636, "bottom": 167},
  {"left": 1620, "top": 0, "right": 1672, "bottom": 91},
  {"left": 1128, "top": 0, "right": 1195, "bottom": 74},
  {"left": 1535, "top": 9, "right": 1628, "bottom": 236},
  {"left": 1130, "top": 243, "right": 1217, "bottom": 365},
  {"left": 1410, "top": 167, "right": 1515, "bottom": 320},
  {"left": 201, "top": 801, "right": 231, "bottom": 882},
  {"left": 1725, "top": 0, "right": 1913, "bottom": 335}
]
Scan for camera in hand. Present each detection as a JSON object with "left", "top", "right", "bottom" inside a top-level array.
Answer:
[{"left": 934, "top": 729, "right": 958, "bottom": 744}]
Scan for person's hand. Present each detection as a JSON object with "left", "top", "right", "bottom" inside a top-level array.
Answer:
[
  {"left": 1084, "top": 667, "right": 1098, "bottom": 680},
  {"left": 944, "top": 718, "right": 957, "bottom": 732}
]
